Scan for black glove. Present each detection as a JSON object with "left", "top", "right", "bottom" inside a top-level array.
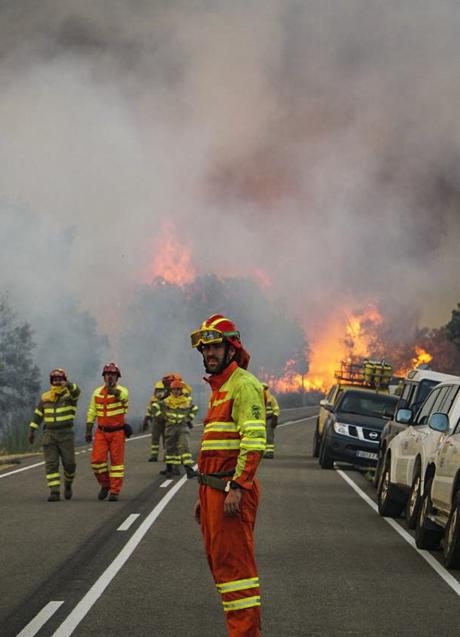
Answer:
[
  {"left": 85, "top": 433, "right": 92, "bottom": 443},
  {"left": 65, "top": 380, "right": 73, "bottom": 390},
  {"left": 124, "top": 423, "right": 133, "bottom": 438},
  {"left": 107, "top": 387, "right": 121, "bottom": 398},
  {"left": 142, "top": 416, "right": 151, "bottom": 431},
  {"left": 28, "top": 429, "right": 35, "bottom": 444},
  {"left": 187, "top": 421, "right": 194, "bottom": 429}
]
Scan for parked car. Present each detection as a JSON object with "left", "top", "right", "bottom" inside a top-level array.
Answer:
[
  {"left": 318, "top": 388, "right": 398, "bottom": 469},
  {"left": 416, "top": 400, "right": 460, "bottom": 567},
  {"left": 373, "top": 369, "right": 459, "bottom": 487},
  {"left": 377, "top": 379, "right": 460, "bottom": 530},
  {"left": 313, "top": 359, "right": 393, "bottom": 458}
]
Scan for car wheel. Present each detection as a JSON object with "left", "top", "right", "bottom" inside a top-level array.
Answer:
[
  {"left": 415, "top": 478, "right": 442, "bottom": 550},
  {"left": 312, "top": 420, "right": 321, "bottom": 458},
  {"left": 377, "top": 458, "right": 405, "bottom": 517},
  {"left": 319, "top": 435, "right": 334, "bottom": 469},
  {"left": 405, "top": 467, "right": 422, "bottom": 530},
  {"left": 443, "top": 491, "right": 460, "bottom": 569}
]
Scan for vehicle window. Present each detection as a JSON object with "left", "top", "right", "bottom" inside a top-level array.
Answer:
[
  {"left": 415, "top": 387, "right": 442, "bottom": 425},
  {"left": 338, "top": 392, "right": 398, "bottom": 418},
  {"left": 439, "top": 385, "right": 460, "bottom": 415},
  {"left": 326, "top": 386, "right": 336, "bottom": 402},
  {"left": 412, "top": 379, "right": 439, "bottom": 411},
  {"left": 453, "top": 418, "right": 460, "bottom": 435},
  {"left": 401, "top": 382, "right": 414, "bottom": 401}
]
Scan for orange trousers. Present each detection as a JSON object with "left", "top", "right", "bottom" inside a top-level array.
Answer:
[
  {"left": 91, "top": 428, "right": 125, "bottom": 494},
  {"left": 199, "top": 481, "right": 261, "bottom": 637}
]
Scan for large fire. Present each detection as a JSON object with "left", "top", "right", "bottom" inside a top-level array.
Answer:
[{"left": 145, "top": 223, "right": 197, "bottom": 286}]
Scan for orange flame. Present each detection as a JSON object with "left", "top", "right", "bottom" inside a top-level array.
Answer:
[
  {"left": 412, "top": 346, "right": 433, "bottom": 368},
  {"left": 145, "top": 223, "right": 196, "bottom": 286}
]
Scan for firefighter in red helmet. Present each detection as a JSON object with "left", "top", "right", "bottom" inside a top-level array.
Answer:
[
  {"left": 86, "top": 363, "right": 129, "bottom": 501},
  {"left": 28, "top": 368, "right": 81, "bottom": 501},
  {"left": 191, "top": 314, "right": 266, "bottom": 637}
]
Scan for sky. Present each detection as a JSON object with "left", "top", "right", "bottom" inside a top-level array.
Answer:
[{"left": 1, "top": 0, "right": 459, "bottom": 390}]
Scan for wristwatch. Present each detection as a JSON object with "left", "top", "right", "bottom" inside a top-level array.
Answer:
[{"left": 225, "top": 480, "right": 241, "bottom": 492}]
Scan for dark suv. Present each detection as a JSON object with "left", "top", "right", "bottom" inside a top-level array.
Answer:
[{"left": 318, "top": 388, "right": 398, "bottom": 470}]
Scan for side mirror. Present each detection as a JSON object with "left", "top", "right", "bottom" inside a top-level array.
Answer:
[
  {"left": 320, "top": 399, "right": 327, "bottom": 407},
  {"left": 429, "top": 412, "right": 449, "bottom": 433},
  {"left": 395, "top": 408, "right": 413, "bottom": 425}
]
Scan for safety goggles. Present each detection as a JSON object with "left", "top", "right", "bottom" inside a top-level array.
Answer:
[
  {"left": 190, "top": 328, "right": 239, "bottom": 349},
  {"left": 50, "top": 376, "right": 65, "bottom": 383}
]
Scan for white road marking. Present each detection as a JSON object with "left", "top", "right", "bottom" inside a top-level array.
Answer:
[
  {"left": 0, "top": 461, "right": 45, "bottom": 478},
  {"left": 278, "top": 415, "right": 317, "bottom": 428},
  {"left": 51, "top": 473, "right": 191, "bottom": 637},
  {"left": 116, "top": 514, "right": 140, "bottom": 532},
  {"left": 17, "top": 601, "right": 64, "bottom": 637},
  {"left": 160, "top": 479, "right": 173, "bottom": 488},
  {"left": 336, "top": 468, "right": 460, "bottom": 597}
]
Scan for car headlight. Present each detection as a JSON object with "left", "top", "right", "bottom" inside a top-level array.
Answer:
[{"left": 333, "top": 422, "right": 350, "bottom": 436}]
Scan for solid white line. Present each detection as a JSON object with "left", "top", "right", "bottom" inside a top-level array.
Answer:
[
  {"left": 336, "top": 469, "right": 460, "bottom": 597},
  {"left": 160, "top": 479, "right": 173, "bottom": 488},
  {"left": 51, "top": 474, "right": 190, "bottom": 637},
  {"left": 17, "top": 601, "right": 64, "bottom": 637},
  {"left": 278, "top": 415, "right": 317, "bottom": 428},
  {"left": 0, "top": 461, "right": 45, "bottom": 479},
  {"left": 116, "top": 514, "right": 140, "bottom": 532}
]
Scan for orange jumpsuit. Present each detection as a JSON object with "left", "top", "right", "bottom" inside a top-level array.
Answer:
[
  {"left": 87, "top": 384, "right": 129, "bottom": 495},
  {"left": 199, "top": 361, "right": 266, "bottom": 637}
]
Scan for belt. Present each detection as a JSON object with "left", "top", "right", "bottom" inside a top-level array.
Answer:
[
  {"left": 98, "top": 425, "right": 125, "bottom": 432},
  {"left": 197, "top": 470, "right": 234, "bottom": 492}
]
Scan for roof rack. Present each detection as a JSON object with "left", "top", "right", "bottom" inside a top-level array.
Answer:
[{"left": 334, "top": 359, "right": 393, "bottom": 389}]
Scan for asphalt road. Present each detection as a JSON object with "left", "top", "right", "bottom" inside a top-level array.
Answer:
[{"left": 1, "top": 407, "right": 460, "bottom": 637}]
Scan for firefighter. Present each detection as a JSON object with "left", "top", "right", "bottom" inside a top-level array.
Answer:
[
  {"left": 262, "top": 382, "right": 280, "bottom": 459},
  {"left": 28, "top": 368, "right": 80, "bottom": 502},
  {"left": 154, "top": 379, "right": 197, "bottom": 477},
  {"left": 163, "top": 372, "right": 193, "bottom": 396},
  {"left": 191, "top": 314, "right": 266, "bottom": 637},
  {"left": 143, "top": 380, "right": 168, "bottom": 461},
  {"left": 85, "top": 362, "right": 129, "bottom": 502}
]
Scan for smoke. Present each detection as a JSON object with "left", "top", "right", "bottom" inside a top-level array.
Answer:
[{"left": 1, "top": 1, "right": 459, "bottom": 397}]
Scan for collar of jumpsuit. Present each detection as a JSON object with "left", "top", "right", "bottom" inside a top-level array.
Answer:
[{"left": 204, "top": 360, "right": 239, "bottom": 391}]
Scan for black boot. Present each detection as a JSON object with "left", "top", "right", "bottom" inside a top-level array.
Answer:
[
  {"left": 160, "top": 464, "right": 173, "bottom": 476},
  {"left": 98, "top": 486, "right": 109, "bottom": 500},
  {"left": 48, "top": 491, "right": 60, "bottom": 502},
  {"left": 64, "top": 483, "right": 73, "bottom": 500},
  {"left": 171, "top": 466, "right": 181, "bottom": 476},
  {"left": 108, "top": 493, "right": 119, "bottom": 501},
  {"left": 148, "top": 456, "right": 158, "bottom": 462},
  {"left": 185, "top": 465, "right": 196, "bottom": 479}
]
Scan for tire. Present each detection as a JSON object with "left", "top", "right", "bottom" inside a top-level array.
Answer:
[
  {"left": 377, "top": 459, "right": 405, "bottom": 517},
  {"left": 415, "top": 479, "right": 442, "bottom": 550},
  {"left": 405, "top": 466, "right": 422, "bottom": 530},
  {"left": 443, "top": 491, "right": 460, "bottom": 569},
  {"left": 312, "top": 420, "right": 321, "bottom": 458},
  {"left": 319, "top": 435, "right": 334, "bottom": 469}
]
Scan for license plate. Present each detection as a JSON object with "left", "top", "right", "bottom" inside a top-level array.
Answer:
[{"left": 356, "top": 450, "right": 378, "bottom": 460}]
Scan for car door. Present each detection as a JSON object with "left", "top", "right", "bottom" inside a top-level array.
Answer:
[
  {"left": 431, "top": 390, "right": 460, "bottom": 509},
  {"left": 397, "top": 387, "right": 442, "bottom": 486}
]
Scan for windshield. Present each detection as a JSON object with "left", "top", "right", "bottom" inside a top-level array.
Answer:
[{"left": 338, "top": 392, "right": 398, "bottom": 418}]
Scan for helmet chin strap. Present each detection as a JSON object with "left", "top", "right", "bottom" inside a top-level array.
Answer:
[{"left": 204, "top": 342, "right": 235, "bottom": 375}]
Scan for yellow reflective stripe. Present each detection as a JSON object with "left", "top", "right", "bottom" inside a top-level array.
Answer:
[
  {"left": 109, "top": 472, "right": 124, "bottom": 477},
  {"left": 46, "top": 472, "right": 60, "bottom": 478},
  {"left": 243, "top": 425, "right": 266, "bottom": 433},
  {"left": 240, "top": 438, "right": 266, "bottom": 449},
  {"left": 44, "top": 415, "right": 75, "bottom": 422},
  {"left": 201, "top": 440, "right": 240, "bottom": 450},
  {"left": 216, "top": 578, "right": 259, "bottom": 594},
  {"left": 30, "top": 422, "right": 39, "bottom": 430},
  {"left": 91, "top": 463, "right": 108, "bottom": 469},
  {"left": 35, "top": 409, "right": 43, "bottom": 417},
  {"left": 242, "top": 420, "right": 265, "bottom": 425},
  {"left": 110, "top": 465, "right": 124, "bottom": 471},
  {"left": 222, "top": 596, "right": 261, "bottom": 612},
  {"left": 205, "top": 422, "right": 238, "bottom": 432},
  {"left": 44, "top": 407, "right": 77, "bottom": 414},
  {"left": 96, "top": 408, "right": 126, "bottom": 416},
  {"left": 47, "top": 480, "right": 60, "bottom": 487},
  {"left": 94, "top": 468, "right": 108, "bottom": 474}
]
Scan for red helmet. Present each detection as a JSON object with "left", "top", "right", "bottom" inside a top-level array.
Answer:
[
  {"left": 191, "top": 314, "right": 250, "bottom": 369},
  {"left": 191, "top": 314, "right": 242, "bottom": 350},
  {"left": 102, "top": 362, "right": 121, "bottom": 377},
  {"left": 50, "top": 368, "right": 67, "bottom": 382}
]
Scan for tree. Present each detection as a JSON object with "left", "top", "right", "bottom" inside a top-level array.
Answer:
[
  {"left": 0, "top": 294, "right": 40, "bottom": 450},
  {"left": 446, "top": 304, "right": 460, "bottom": 351}
]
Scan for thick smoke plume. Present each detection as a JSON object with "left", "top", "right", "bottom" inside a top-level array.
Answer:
[{"left": 1, "top": 1, "right": 459, "bottom": 408}]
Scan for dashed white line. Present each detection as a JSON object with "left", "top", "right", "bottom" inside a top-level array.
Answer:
[
  {"left": 51, "top": 474, "right": 190, "bottom": 637},
  {"left": 116, "top": 514, "right": 140, "bottom": 531},
  {"left": 17, "top": 601, "right": 64, "bottom": 637},
  {"left": 160, "top": 479, "right": 173, "bottom": 488},
  {"left": 336, "top": 468, "right": 460, "bottom": 597}
]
